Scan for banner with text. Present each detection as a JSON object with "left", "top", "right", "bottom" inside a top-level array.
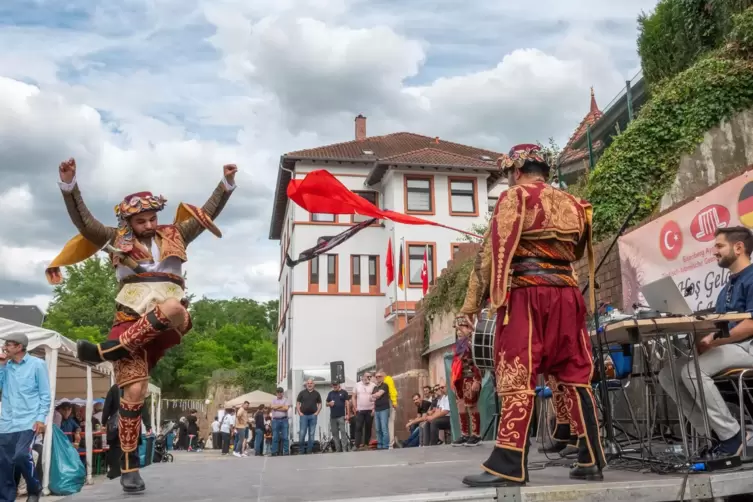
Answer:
[{"left": 618, "top": 170, "right": 753, "bottom": 313}]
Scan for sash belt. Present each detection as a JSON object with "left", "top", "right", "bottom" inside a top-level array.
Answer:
[{"left": 511, "top": 256, "right": 572, "bottom": 267}]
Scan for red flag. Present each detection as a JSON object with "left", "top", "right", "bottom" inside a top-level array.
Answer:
[
  {"left": 386, "top": 238, "right": 394, "bottom": 286},
  {"left": 287, "top": 170, "right": 481, "bottom": 238},
  {"left": 397, "top": 245, "right": 405, "bottom": 290},
  {"left": 420, "top": 248, "right": 429, "bottom": 295}
]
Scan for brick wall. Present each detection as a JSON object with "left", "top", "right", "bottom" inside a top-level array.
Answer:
[
  {"left": 574, "top": 238, "right": 623, "bottom": 310},
  {"left": 376, "top": 314, "right": 428, "bottom": 441}
]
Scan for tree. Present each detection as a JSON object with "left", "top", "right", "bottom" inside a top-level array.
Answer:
[{"left": 44, "top": 258, "right": 118, "bottom": 341}]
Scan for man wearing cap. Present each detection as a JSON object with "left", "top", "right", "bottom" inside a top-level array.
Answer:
[
  {"left": 269, "top": 387, "right": 291, "bottom": 456},
  {"left": 456, "top": 144, "right": 605, "bottom": 488},
  {"left": 47, "top": 158, "right": 237, "bottom": 493},
  {"left": 0, "top": 333, "right": 50, "bottom": 502}
]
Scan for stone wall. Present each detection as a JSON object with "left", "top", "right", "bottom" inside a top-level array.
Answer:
[
  {"left": 661, "top": 108, "right": 753, "bottom": 211},
  {"left": 574, "top": 238, "right": 623, "bottom": 309}
]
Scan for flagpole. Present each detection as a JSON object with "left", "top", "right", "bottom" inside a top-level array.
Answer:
[
  {"left": 392, "top": 224, "right": 399, "bottom": 323},
  {"left": 424, "top": 243, "right": 429, "bottom": 297},
  {"left": 401, "top": 237, "right": 409, "bottom": 326}
]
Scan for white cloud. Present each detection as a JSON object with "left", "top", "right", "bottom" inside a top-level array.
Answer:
[{"left": 0, "top": 0, "right": 659, "bottom": 309}]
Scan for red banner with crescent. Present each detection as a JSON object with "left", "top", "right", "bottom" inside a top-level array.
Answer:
[{"left": 618, "top": 169, "right": 753, "bottom": 312}]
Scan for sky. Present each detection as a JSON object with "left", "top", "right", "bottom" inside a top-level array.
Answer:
[{"left": 0, "top": 0, "right": 658, "bottom": 311}]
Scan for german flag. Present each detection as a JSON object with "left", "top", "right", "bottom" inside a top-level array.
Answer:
[
  {"left": 397, "top": 244, "right": 405, "bottom": 290},
  {"left": 739, "top": 181, "right": 753, "bottom": 228}
]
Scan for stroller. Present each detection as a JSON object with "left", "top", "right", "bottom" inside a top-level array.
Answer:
[{"left": 153, "top": 421, "right": 175, "bottom": 463}]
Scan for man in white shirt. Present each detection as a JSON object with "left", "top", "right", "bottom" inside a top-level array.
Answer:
[
  {"left": 210, "top": 417, "right": 221, "bottom": 450},
  {"left": 420, "top": 383, "right": 451, "bottom": 446},
  {"left": 352, "top": 372, "right": 375, "bottom": 450},
  {"left": 219, "top": 410, "right": 235, "bottom": 456}
]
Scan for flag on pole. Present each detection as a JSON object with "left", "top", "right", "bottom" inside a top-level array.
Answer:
[
  {"left": 397, "top": 244, "right": 405, "bottom": 290},
  {"left": 420, "top": 248, "right": 429, "bottom": 295},
  {"left": 386, "top": 238, "right": 395, "bottom": 286}
]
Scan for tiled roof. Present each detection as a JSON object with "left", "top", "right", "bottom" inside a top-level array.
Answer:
[
  {"left": 0, "top": 304, "right": 45, "bottom": 327},
  {"left": 381, "top": 147, "right": 496, "bottom": 169},
  {"left": 270, "top": 132, "right": 504, "bottom": 239},
  {"left": 558, "top": 89, "right": 603, "bottom": 167},
  {"left": 284, "top": 132, "right": 501, "bottom": 162}
]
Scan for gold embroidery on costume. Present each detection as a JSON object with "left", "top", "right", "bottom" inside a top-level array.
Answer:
[
  {"left": 114, "top": 350, "right": 149, "bottom": 388},
  {"left": 495, "top": 351, "right": 535, "bottom": 449},
  {"left": 118, "top": 398, "right": 144, "bottom": 453},
  {"left": 538, "top": 185, "right": 582, "bottom": 233}
]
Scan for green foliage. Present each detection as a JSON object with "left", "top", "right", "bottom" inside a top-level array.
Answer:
[
  {"left": 638, "top": 0, "right": 753, "bottom": 85},
  {"left": 729, "top": 7, "right": 753, "bottom": 52},
  {"left": 44, "top": 258, "right": 118, "bottom": 342},
  {"left": 422, "top": 258, "right": 474, "bottom": 323},
  {"left": 586, "top": 48, "right": 753, "bottom": 238},
  {"left": 44, "top": 258, "right": 278, "bottom": 398}
]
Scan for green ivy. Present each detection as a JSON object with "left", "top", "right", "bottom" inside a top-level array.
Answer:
[
  {"left": 422, "top": 258, "right": 474, "bottom": 323},
  {"left": 638, "top": 0, "right": 753, "bottom": 85},
  {"left": 587, "top": 49, "right": 753, "bottom": 238}
]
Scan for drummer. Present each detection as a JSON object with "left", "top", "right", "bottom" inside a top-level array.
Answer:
[{"left": 658, "top": 226, "right": 753, "bottom": 458}]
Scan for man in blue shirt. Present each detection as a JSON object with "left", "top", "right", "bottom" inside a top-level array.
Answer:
[
  {"left": 326, "top": 382, "right": 350, "bottom": 452},
  {"left": 0, "top": 332, "right": 50, "bottom": 502},
  {"left": 658, "top": 227, "right": 753, "bottom": 457}
]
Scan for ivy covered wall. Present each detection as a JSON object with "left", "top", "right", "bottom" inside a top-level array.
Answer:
[{"left": 587, "top": 7, "right": 753, "bottom": 239}]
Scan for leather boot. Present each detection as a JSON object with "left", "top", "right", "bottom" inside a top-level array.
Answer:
[
  {"left": 76, "top": 340, "right": 128, "bottom": 364},
  {"left": 120, "top": 450, "right": 146, "bottom": 493},
  {"left": 462, "top": 471, "right": 526, "bottom": 488}
]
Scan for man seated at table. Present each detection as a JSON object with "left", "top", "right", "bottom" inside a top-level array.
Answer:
[{"left": 658, "top": 226, "right": 753, "bottom": 457}]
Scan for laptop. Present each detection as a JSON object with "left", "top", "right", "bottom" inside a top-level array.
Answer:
[{"left": 639, "top": 276, "right": 693, "bottom": 315}]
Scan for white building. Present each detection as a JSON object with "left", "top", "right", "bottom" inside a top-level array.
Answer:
[{"left": 269, "top": 115, "right": 507, "bottom": 409}]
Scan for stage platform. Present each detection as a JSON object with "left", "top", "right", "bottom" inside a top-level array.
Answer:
[{"left": 63, "top": 444, "right": 753, "bottom": 502}]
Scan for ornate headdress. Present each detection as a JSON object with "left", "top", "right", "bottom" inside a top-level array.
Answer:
[
  {"left": 114, "top": 191, "right": 167, "bottom": 252},
  {"left": 496, "top": 143, "right": 549, "bottom": 172}
]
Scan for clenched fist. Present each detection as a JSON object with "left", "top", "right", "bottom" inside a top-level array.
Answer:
[
  {"left": 223, "top": 164, "right": 238, "bottom": 184},
  {"left": 59, "top": 158, "right": 77, "bottom": 184}
]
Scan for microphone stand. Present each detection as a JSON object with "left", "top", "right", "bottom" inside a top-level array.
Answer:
[{"left": 581, "top": 204, "right": 640, "bottom": 460}]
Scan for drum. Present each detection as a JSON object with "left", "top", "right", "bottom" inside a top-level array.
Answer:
[{"left": 471, "top": 308, "right": 497, "bottom": 371}]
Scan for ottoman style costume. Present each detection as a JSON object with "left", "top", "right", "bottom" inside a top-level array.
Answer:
[
  {"left": 460, "top": 144, "right": 605, "bottom": 487},
  {"left": 450, "top": 332, "right": 482, "bottom": 445},
  {"left": 45, "top": 171, "right": 235, "bottom": 491}
]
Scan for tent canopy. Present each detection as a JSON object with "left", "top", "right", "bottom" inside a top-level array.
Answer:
[
  {"left": 0, "top": 316, "right": 113, "bottom": 398},
  {"left": 0, "top": 316, "right": 75, "bottom": 354},
  {"left": 225, "top": 390, "right": 276, "bottom": 408}
]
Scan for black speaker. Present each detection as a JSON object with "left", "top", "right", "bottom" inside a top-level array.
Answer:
[{"left": 330, "top": 361, "right": 345, "bottom": 384}]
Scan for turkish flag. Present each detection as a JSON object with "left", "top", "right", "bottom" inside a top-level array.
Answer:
[
  {"left": 420, "top": 249, "right": 429, "bottom": 295},
  {"left": 386, "top": 238, "right": 395, "bottom": 286}
]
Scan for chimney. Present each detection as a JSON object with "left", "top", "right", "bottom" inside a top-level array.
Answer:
[{"left": 355, "top": 114, "right": 367, "bottom": 141}]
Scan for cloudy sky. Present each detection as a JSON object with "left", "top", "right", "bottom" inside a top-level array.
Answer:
[{"left": 0, "top": 0, "right": 658, "bottom": 310}]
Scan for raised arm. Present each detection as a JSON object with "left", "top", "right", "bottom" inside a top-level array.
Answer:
[
  {"left": 58, "top": 158, "right": 116, "bottom": 247},
  {"left": 177, "top": 164, "right": 238, "bottom": 244}
]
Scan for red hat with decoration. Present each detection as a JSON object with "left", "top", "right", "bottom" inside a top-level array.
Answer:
[{"left": 496, "top": 144, "right": 550, "bottom": 173}]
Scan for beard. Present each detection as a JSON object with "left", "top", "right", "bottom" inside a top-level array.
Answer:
[
  {"left": 717, "top": 251, "right": 736, "bottom": 268},
  {"left": 134, "top": 229, "right": 156, "bottom": 239}
]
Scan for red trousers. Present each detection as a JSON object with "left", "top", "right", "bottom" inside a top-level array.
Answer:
[{"left": 483, "top": 286, "right": 604, "bottom": 482}]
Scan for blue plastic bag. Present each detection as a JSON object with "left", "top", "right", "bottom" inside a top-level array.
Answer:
[{"left": 49, "top": 425, "right": 85, "bottom": 495}]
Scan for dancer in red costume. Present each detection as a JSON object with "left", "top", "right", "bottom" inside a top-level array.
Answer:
[
  {"left": 46, "top": 158, "right": 237, "bottom": 493},
  {"left": 456, "top": 144, "right": 605, "bottom": 488},
  {"left": 450, "top": 325, "right": 482, "bottom": 446}
]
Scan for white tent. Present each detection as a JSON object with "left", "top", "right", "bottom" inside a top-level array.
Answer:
[
  {"left": 0, "top": 317, "right": 113, "bottom": 494},
  {"left": 225, "top": 389, "right": 276, "bottom": 408}
]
